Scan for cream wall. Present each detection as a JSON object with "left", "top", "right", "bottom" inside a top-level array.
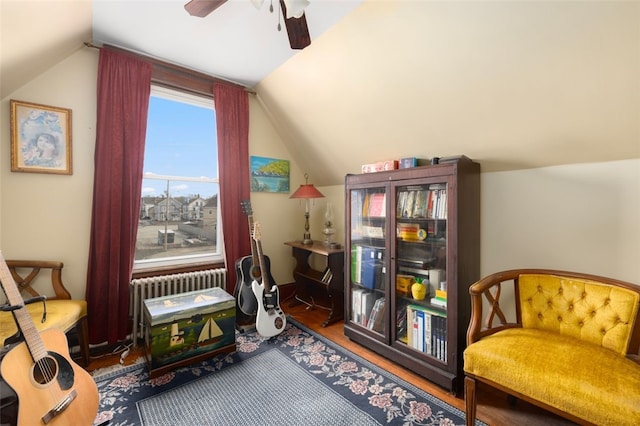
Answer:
[
  {"left": 1, "top": 48, "right": 638, "bottom": 304},
  {"left": 480, "top": 159, "right": 640, "bottom": 284},
  {"left": 1, "top": 48, "right": 98, "bottom": 298}
]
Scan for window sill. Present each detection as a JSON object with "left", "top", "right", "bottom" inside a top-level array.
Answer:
[{"left": 131, "top": 260, "right": 225, "bottom": 279}]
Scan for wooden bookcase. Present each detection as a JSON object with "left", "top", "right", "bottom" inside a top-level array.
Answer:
[{"left": 343, "top": 156, "right": 480, "bottom": 393}]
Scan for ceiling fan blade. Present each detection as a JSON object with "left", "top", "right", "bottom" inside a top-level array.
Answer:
[
  {"left": 184, "top": 0, "right": 228, "bottom": 18},
  {"left": 280, "top": 0, "right": 311, "bottom": 50}
]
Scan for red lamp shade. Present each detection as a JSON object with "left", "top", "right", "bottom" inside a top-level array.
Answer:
[
  {"left": 290, "top": 173, "right": 324, "bottom": 199},
  {"left": 290, "top": 184, "right": 324, "bottom": 199}
]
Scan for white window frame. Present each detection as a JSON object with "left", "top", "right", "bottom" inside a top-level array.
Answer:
[{"left": 133, "top": 86, "right": 223, "bottom": 271}]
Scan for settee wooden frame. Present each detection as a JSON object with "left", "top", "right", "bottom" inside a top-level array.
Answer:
[
  {"left": 464, "top": 268, "right": 640, "bottom": 426},
  {"left": 1, "top": 260, "right": 89, "bottom": 367}
]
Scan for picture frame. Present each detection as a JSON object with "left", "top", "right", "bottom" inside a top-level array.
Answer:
[
  {"left": 250, "top": 156, "right": 290, "bottom": 193},
  {"left": 10, "top": 99, "right": 72, "bottom": 175}
]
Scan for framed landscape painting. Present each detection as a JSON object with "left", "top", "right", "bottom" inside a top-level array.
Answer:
[
  {"left": 10, "top": 99, "right": 72, "bottom": 175},
  {"left": 250, "top": 156, "right": 290, "bottom": 193}
]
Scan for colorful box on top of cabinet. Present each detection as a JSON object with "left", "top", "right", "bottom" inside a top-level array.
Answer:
[{"left": 143, "top": 287, "right": 236, "bottom": 377}]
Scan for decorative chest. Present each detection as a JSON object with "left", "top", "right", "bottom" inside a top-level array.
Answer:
[{"left": 143, "top": 287, "right": 236, "bottom": 378}]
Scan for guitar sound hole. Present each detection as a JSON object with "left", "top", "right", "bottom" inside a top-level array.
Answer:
[{"left": 33, "top": 356, "right": 58, "bottom": 385}]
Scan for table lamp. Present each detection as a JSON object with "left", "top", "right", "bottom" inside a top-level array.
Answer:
[{"left": 290, "top": 173, "right": 324, "bottom": 244}]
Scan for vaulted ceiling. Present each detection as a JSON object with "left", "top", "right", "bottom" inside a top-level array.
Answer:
[{"left": 2, "top": 1, "right": 638, "bottom": 186}]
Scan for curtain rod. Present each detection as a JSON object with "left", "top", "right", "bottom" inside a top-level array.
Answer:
[{"left": 83, "top": 41, "right": 256, "bottom": 95}]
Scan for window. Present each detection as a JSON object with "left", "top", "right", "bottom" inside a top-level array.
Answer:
[{"left": 134, "top": 86, "right": 222, "bottom": 270}]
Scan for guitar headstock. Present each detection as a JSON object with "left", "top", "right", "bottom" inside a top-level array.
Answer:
[
  {"left": 241, "top": 200, "right": 253, "bottom": 216},
  {"left": 252, "top": 222, "right": 262, "bottom": 242}
]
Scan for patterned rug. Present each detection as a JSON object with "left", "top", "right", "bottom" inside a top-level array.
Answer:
[{"left": 92, "top": 320, "right": 484, "bottom": 426}]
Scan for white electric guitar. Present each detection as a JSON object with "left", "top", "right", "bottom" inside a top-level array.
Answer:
[{"left": 251, "top": 223, "right": 286, "bottom": 337}]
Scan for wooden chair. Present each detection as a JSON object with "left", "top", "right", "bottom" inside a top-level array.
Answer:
[{"left": 0, "top": 260, "right": 89, "bottom": 367}]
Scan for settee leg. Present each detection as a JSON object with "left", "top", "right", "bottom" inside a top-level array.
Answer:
[
  {"left": 77, "top": 317, "right": 90, "bottom": 367},
  {"left": 464, "top": 376, "right": 477, "bottom": 426}
]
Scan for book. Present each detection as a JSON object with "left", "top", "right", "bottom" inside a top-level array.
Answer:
[
  {"left": 427, "top": 190, "right": 436, "bottom": 219},
  {"left": 351, "top": 191, "right": 365, "bottom": 238},
  {"left": 396, "top": 306, "right": 408, "bottom": 342},
  {"left": 351, "top": 245, "right": 363, "bottom": 284},
  {"left": 407, "top": 304, "right": 447, "bottom": 356},
  {"left": 368, "top": 297, "right": 386, "bottom": 332},
  {"left": 362, "top": 225, "right": 384, "bottom": 238},
  {"left": 404, "top": 191, "right": 416, "bottom": 218},
  {"left": 374, "top": 250, "right": 385, "bottom": 290},
  {"left": 437, "top": 190, "right": 447, "bottom": 219},
  {"left": 323, "top": 270, "right": 333, "bottom": 284},
  {"left": 412, "top": 190, "right": 428, "bottom": 218},
  {"left": 320, "top": 266, "right": 331, "bottom": 283},
  {"left": 367, "top": 297, "right": 382, "bottom": 329},
  {"left": 409, "top": 306, "right": 417, "bottom": 349},
  {"left": 362, "top": 193, "right": 371, "bottom": 217},
  {"left": 397, "top": 222, "right": 419, "bottom": 241},
  {"left": 430, "top": 297, "right": 447, "bottom": 308},
  {"left": 367, "top": 193, "right": 386, "bottom": 217},
  {"left": 416, "top": 309, "right": 425, "bottom": 351},
  {"left": 352, "top": 288, "right": 364, "bottom": 323},
  {"left": 361, "top": 247, "right": 382, "bottom": 289},
  {"left": 396, "top": 191, "right": 408, "bottom": 217},
  {"left": 361, "top": 291, "right": 377, "bottom": 326}
]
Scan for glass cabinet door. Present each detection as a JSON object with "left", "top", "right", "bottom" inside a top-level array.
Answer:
[
  {"left": 394, "top": 183, "right": 448, "bottom": 363},
  {"left": 348, "top": 186, "right": 387, "bottom": 337}
]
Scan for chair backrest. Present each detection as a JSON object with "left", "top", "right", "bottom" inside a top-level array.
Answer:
[
  {"left": 5, "top": 260, "right": 71, "bottom": 300},
  {"left": 519, "top": 273, "right": 640, "bottom": 355}
]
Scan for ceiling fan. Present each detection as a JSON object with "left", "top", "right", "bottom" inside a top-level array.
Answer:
[{"left": 184, "top": 0, "right": 311, "bottom": 50}]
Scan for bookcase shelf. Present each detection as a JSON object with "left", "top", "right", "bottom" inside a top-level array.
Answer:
[
  {"left": 344, "top": 156, "right": 480, "bottom": 393},
  {"left": 285, "top": 241, "right": 345, "bottom": 327}
]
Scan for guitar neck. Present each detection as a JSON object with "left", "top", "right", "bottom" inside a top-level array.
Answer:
[
  {"left": 255, "top": 240, "right": 271, "bottom": 292},
  {"left": 248, "top": 215, "right": 259, "bottom": 266},
  {"left": 0, "top": 251, "right": 47, "bottom": 361}
]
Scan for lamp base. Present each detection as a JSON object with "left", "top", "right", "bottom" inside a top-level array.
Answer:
[{"left": 302, "top": 231, "right": 313, "bottom": 245}]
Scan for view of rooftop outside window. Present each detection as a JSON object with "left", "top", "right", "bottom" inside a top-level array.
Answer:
[{"left": 134, "top": 87, "right": 222, "bottom": 269}]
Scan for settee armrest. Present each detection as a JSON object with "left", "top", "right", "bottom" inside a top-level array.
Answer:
[
  {"left": 6, "top": 260, "right": 71, "bottom": 300},
  {"left": 467, "top": 269, "right": 523, "bottom": 346}
]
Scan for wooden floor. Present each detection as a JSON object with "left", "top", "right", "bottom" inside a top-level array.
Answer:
[{"left": 87, "top": 298, "right": 574, "bottom": 426}]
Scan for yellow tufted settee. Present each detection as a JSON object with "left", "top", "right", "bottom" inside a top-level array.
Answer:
[
  {"left": 0, "top": 260, "right": 89, "bottom": 367},
  {"left": 463, "top": 269, "right": 640, "bottom": 426}
]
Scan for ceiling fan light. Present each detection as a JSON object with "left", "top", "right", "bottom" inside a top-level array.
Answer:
[
  {"left": 283, "top": 0, "right": 310, "bottom": 19},
  {"left": 250, "top": 0, "right": 266, "bottom": 10}
]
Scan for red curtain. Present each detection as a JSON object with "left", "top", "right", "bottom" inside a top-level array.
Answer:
[
  {"left": 86, "top": 48, "right": 152, "bottom": 345},
  {"left": 214, "top": 83, "right": 251, "bottom": 295}
]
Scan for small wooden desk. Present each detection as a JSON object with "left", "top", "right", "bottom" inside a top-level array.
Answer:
[{"left": 284, "top": 240, "right": 344, "bottom": 327}]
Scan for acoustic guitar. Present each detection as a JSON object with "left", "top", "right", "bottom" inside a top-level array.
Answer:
[
  {"left": 0, "top": 251, "right": 99, "bottom": 425},
  {"left": 235, "top": 200, "right": 276, "bottom": 316},
  {"left": 250, "top": 223, "right": 286, "bottom": 337}
]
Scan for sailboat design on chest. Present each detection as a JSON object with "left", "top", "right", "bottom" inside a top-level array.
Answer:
[
  {"left": 251, "top": 222, "right": 286, "bottom": 337},
  {"left": 197, "top": 317, "right": 223, "bottom": 345}
]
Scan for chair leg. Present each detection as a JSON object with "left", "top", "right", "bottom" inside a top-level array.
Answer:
[
  {"left": 465, "top": 376, "right": 477, "bottom": 426},
  {"left": 76, "top": 317, "right": 90, "bottom": 367}
]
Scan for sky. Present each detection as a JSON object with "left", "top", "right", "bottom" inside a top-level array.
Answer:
[{"left": 142, "top": 95, "right": 218, "bottom": 200}]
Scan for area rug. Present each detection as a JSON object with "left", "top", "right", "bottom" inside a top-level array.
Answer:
[{"left": 93, "top": 320, "right": 485, "bottom": 426}]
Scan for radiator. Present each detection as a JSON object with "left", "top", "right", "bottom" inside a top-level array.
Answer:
[{"left": 130, "top": 268, "right": 227, "bottom": 346}]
